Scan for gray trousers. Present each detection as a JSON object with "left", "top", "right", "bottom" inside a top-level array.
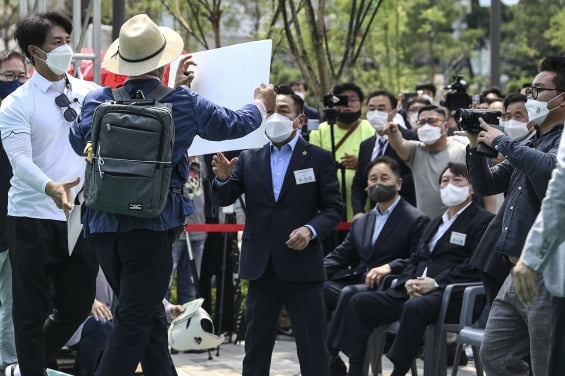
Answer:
[
  {"left": 0, "top": 250, "right": 17, "bottom": 370},
  {"left": 480, "top": 272, "right": 551, "bottom": 376}
]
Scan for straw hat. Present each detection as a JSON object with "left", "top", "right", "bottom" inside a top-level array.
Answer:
[{"left": 104, "top": 14, "right": 184, "bottom": 76}]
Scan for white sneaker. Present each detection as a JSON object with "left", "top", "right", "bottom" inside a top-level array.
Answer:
[{"left": 4, "top": 364, "right": 20, "bottom": 376}]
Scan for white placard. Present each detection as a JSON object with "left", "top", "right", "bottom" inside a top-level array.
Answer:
[{"left": 168, "top": 40, "right": 272, "bottom": 156}]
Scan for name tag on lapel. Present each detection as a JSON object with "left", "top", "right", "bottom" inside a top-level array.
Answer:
[
  {"left": 294, "top": 168, "right": 316, "bottom": 185},
  {"left": 450, "top": 231, "right": 467, "bottom": 246}
]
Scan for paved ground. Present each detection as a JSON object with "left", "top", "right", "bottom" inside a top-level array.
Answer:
[{"left": 172, "top": 336, "right": 480, "bottom": 376}]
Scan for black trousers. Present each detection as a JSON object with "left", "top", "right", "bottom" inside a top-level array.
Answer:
[
  {"left": 92, "top": 229, "right": 175, "bottom": 376},
  {"left": 243, "top": 277, "right": 330, "bottom": 376},
  {"left": 7, "top": 216, "right": 97, "bottom": 376}
]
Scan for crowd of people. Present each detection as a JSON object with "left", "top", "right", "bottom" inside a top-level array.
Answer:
[{"left": 0, "top": 9, "right": 563, "bottom": 376}]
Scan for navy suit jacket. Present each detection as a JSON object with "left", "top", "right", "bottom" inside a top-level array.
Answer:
[
  {"left": 213, "top": 137, "right": 343, "bottom": 282},
  {"left": 351, "top": 127, "right": 418, "bottom": 214},
  {"left": 392, "top": 202, "right": 494, "bottom": 295},
  {"left": 324, "top": 198, "right": 429, "bottom": 280}
]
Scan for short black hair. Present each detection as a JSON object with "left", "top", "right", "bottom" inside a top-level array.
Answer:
[
  {"left": 503, "top": 93, "right": 527, "bottom": 111},
  {"left": 416, "top": 82, "right": 437, "bottom": 96},
  {"left": 0, "top": 50, "right": 26, "bottom": 68},
  {"left": 275, "top": 84, "right": 305, "bottom": 114},
  {"left": 367, "top": 155, "right": 401, "bottom": 179},
  {"left": 289, "top": 79, "right": 308, "bottom": 91},
  {"left": 333, "top": 82, "right": 364, "bottom": 103},
  {"left": 14, "top": 10, "right": 72, "bottom": 65},
  {"left": 406, "top": 96, "right": 432, "bottom": 112},
  {"left": 481, "top": 87, "right": 505, "bottom": 99},
  {"left": 367, "top": 90, "right": 398, "bottom": 109},
  {"left": 417, "top": 104, "right": 447, "bottom": 119},
  {"left": 539, "top": 57, "right": 565, "bottom": 92},
  {"left": 438, "top": 162, "right": 469, "bottom": 184}
]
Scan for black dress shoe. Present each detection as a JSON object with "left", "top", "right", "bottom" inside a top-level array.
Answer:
[{"left": 330, "top": 355, "right": 347, "bottom": 376}]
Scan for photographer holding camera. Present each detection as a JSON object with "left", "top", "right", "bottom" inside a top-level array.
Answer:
[
  {"left": 466, "top": 57, "right": 565, "bottom": 376},
  {"left": 309, "top": 83, "right": 375, "bottom": 222}
]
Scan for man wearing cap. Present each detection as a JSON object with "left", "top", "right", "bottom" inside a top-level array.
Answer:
[
  {"left": 69, "top": 13, "right": 275, "bottom": 376},
  {"left": 0, "top": 11, "right": 100, "bottom": 376}
]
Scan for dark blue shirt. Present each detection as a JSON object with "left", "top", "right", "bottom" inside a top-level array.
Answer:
[
  {"left": 69, "top": 79, "right": 262, "bottom": 235},
  {"left": 466, "top": 124, "right": 563, "bottom": 258}
]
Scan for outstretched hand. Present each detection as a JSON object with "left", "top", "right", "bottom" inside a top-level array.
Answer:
[
  {"left": 45, "top": 177, "right": 81, "bottom": 218},
  {"left": 211, "top": 152, "right": 238, "bottom": 182}
]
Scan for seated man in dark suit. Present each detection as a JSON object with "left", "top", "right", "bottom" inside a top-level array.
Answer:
[
  {"left": 328, "top": 162, "right": 494, "bottom": 376},
  {"left": 324, "top": 155, "right": 429, "bottom": 313},
  {"left": 325, "top": 156, "right": 429, "bottom": 375},
  {"left": 351, "top": 91, "right": 418, "bottom": 219}
]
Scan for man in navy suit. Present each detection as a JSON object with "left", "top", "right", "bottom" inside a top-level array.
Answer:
[
  {"left": 351, "top": 91, "right": 418, "bottom": 219},
  {"left": 328, "top": 163, "right": 494, "bottom": 376},
  {"left": 324, "top": 156, "right": 429, "bottom": 374},
  {"left": 212, "top": 85, "right": 343, "bottom": 376}
]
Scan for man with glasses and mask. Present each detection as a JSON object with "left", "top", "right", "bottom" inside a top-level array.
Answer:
[
  {"left": 385, "top": 105, "right": 467, "bottom": 218},
  {"left": 0, "top": 50, "right": 27, "bottom": 376},
  {"left": 466, "top": 56, "right": 565, "bottom": 376},
  {"left": 211, "top": 85, "right": 343, "bottom": 376},
  {"left": 309, "top": 82, "right": 375, "bottom": 221},
  {"left": 0, "top": 11, "right": 100, "bottom": 376}
]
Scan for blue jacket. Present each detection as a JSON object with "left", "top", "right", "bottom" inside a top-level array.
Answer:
[
  {"left": 466, "top": 125, "right": 563, "bottom": 258},
  {"left": 69, "top": 79, "right": 262, "bottom": 234}
]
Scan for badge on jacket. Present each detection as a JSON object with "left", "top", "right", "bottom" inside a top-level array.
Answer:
[{"left": 294, "top": 168, "right": 316, "bottom": 184}]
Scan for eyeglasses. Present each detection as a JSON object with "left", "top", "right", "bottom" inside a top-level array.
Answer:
[
  {"left": 0, "top": 72, "right": 27, "bottom": 83},
  {"left": 525, "top": 86, "right": 565, "bottom": 100},
  {"left": 416, "top": 117, "right": 444, "bottom": 127},
  {"left": 55, "top": 93, "right": 78, "bottom": 122}
]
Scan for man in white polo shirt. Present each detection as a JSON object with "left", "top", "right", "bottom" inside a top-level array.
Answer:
[{"left": 0, "top": 11, "right": 99, "bottom": 376}]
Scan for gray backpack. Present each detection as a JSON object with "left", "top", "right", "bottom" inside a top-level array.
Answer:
[{"left": 83, "top": 84, "right": 175, "bottom": 218}]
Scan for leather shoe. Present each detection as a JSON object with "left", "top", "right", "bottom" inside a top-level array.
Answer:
[{"left": 330, "top": 355, "right": 347, "bottom": 376}]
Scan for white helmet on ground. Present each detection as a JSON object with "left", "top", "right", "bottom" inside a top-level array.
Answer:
[{"left": 168, "top": 298, "right": 224, "bottom": 351}]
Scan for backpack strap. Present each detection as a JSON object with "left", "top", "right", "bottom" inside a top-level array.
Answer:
[{"left": 111, "top": 84, "right": 174, "bottom": 103}]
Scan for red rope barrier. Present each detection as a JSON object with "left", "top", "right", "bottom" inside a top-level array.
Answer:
[{"left": 185, "top": 222, "right": 352, "bottom": 233}]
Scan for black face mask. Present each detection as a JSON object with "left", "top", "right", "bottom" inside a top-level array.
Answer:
[
  {"left": 368, "top": 184, "right": 397, "bottom": 203},
  {"left": 337, "top": 110, "right": 361, "bottom": 124}
]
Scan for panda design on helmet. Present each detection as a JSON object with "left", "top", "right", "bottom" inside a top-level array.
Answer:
[{"left": 168, "top": 298, "right": 224, "bottom": 351}]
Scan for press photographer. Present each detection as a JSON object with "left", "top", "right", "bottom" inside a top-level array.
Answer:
[{"left": 309, "top": 82, "right": 375, "bottom": 222}]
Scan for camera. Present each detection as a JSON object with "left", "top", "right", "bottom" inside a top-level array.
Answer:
[
  {"left": 442, "top": 75, "right": 471, "bottom": 111},
  {"left": 323, "top": 93, "right": 348, "bottom": 108},
  {"left": 455, "top": 109, "right": 501, "bottom": 133}
]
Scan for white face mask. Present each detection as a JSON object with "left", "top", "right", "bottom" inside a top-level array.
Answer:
[
  {"left": 37, "top": 44, "right": 74, "bottom": 75},
  {"left": 264, "top": 113, "right": 296, "bottom": 143},
  {"left": 502, "top": 119, "right": 530, "bottom": 140},
  {"left": 367, "top": 110, "right": 389, "bottom": 131},
  {"left": 409, "top": 112, "right": 418, "bottom": 128},
  {"left": 525, "top": 93, "right": 563, "bottom": 125},
  {"left": 440, "top": 184, "right": 470, "bottom": 207},
  {"left": 417, "top": 124, "right": 442, "bottom": 144}
]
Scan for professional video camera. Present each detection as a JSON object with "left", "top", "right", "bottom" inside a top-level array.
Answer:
[
  {"left": 454, "top": 108, "right": 501, "bottom": 133},
  {"left": 442, "top": 75, "right": 471, "bottom": 111},
  {"left": 455, "top": 108, "right": 502, "bottom": 158}
]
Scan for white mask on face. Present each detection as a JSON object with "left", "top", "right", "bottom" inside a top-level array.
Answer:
[
  {"left": 409, "top": 112, "right": 418, "bottom": 128},
  {"left": 525, "top": 93, "right": 563, "bottom": 125},
  {"left": 367, "top": 110, "right": 389, "bottom": 131},
  {"left": 440, "top": 184, "right": 470, "bottom": 207},
  {"left": 264, "top": 113, "right": 296, "bottom": 143},
  {"left": 37, "top": 44, "right": 74, "bottom": 75},
  {"left": 502, "top": 119, "right": 530, "bottom": 140},
  {"left": 417, "top": 124, "right": 442, "bottom": 144}
]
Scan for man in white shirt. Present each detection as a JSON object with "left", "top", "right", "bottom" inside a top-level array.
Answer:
[{"left": 0, "top": 11, "right": 99, "bottom": 376}]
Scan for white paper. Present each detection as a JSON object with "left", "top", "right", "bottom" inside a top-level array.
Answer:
[
  {"left": 67, "top": 192, "right": 83, "bottom": 255},
  {"left": 168, "top": 40, "right": 272, "bottom": 156}
]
